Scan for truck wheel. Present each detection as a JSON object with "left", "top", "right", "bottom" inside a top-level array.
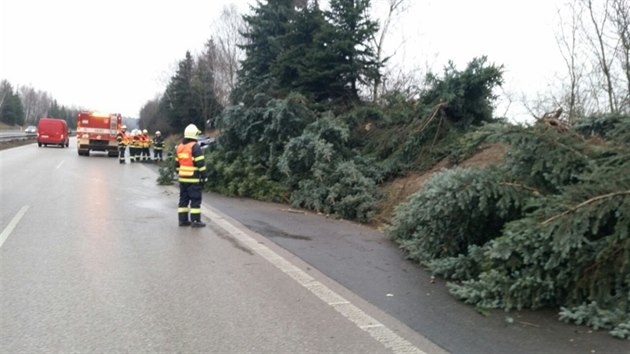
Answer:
[{"left": 38, "top": 143, "right": 42, "bottom": 147}]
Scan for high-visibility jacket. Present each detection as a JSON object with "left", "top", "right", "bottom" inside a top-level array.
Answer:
[
  {"left": 140, "top": 134, "right": 151, "bottom": 148},
  {"left": 176, "top": 140, "right": 206, "bottom": 183},
  {"left": 131, "top": 135, "right": 141, "bottom": 149},
  {"left": 117, "top": 131, "right": 128, "bottom": 147}
]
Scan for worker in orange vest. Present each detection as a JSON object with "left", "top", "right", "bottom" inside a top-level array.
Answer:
[
  {"left": 116, "top": 125, "right": 128, "bottom": 164},
  {"left": 140, "top": 129, "right": 151, "bottom": 162},
  {"left": 176, "top": 124, "right": 207, "bottom": 228}
]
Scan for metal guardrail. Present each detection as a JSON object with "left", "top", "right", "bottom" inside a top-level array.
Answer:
[{"left": 0, "top": 132, "right": 36, "bottom": 142}]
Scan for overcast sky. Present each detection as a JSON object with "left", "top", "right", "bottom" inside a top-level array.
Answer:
[{"left": 1, "top": 0, "right": 565, "bottom": 120}]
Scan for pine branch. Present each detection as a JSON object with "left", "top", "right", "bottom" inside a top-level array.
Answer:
[
  {"left": 498, "top": 129, "right": 590, "bottom": 160},
  {"left": 542, "top": 190, "right": 630, "bottom": 225}
]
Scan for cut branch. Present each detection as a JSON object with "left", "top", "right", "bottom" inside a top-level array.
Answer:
[{"left": 542, "top": 190, "right": 630, "bottom": 225}]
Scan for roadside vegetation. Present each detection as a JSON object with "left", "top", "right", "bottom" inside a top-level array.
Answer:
[
  {"left": 152, "top": 0, "right": 629, "bottom": 338},
  {"left": 3, "top": 0, "right": 628, "bottom": 339}
]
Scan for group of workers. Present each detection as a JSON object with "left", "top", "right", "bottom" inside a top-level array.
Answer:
[
  {"left": 116, "top": 125, "right": 164, "bottom": 164},
  {"left": 116, "top": 123, "right": 207, "bottom": 228}
]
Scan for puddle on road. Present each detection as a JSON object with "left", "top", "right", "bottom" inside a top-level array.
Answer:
[
  {"left": 250, "top": 220, "right": 312, "bottom": 241},
  {"left": 210, "top": 224, "right": 255, "bottom": 255}
]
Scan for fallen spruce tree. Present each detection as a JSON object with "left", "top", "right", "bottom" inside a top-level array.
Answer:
[{"left": 387, "top": 113, "right": 630, "bottom": 339}]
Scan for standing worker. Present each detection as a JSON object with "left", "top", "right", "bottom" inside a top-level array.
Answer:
[
  {"left": 141, "top": 129, "right": 151, "bottom": 162},
  {"left": 176, "top": 124, "right": 207, "bottom": 228},
  {"left": 153, "top": 131, "right": 164, "bottom": 162},
  {"left": 117, "top": 125, "right": 128, "bottom": 164},
  {"left": 130, "top": 129, "right": 139, "bottom": 162}
]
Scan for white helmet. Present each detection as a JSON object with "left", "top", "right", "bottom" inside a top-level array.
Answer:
[
  {"left": 142, "top": 129, "right": 148, "bottom": 134},
  {"left": 121, "top": 125, "right": 127, "bottom": 130},
  {"left": 184, "top": 124, "right": 201, "bottom": 139},
  {"left": 155, "top": 131, "right": 161, "bottom": 135}
]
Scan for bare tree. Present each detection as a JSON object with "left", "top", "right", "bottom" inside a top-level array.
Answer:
[
  {"left": 17, "top": 85, "right": 54, "bottom": 125},
  {"left": 555, "top": 0, "right": 588, "bottom": 124},
  {"left": 378, "top": 61, "right": 428, "bottom": 102},
  {"left": 583, "top": 0, "right": 619, "bottom": 112},
  {"left": 139, "top": 96, "right": 169, "bottom": 134},
  {"left": 547, "top": 0, "right": 629, "bottom": 118},
  {"left": 210, "top": 4, "right": 246, "bottom": 106},
  {"left": 370, "top": 0, "right": 408, "bottom": 103},
  {"left": 19, "top": 86, "right": 38, "bottom": 124},
  {"left": 610, "top": 0, "right": 630, "bottom": 111},
  {"left": 194, "top": 40, "right": 223, "bottom": 128}
]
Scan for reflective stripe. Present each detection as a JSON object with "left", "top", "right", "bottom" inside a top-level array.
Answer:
[
  {"left": 77, "top": 127, "right": 116, "bottom": 134},
  {"left": 199, "top": 166, "right": 207, "bottom": 172},
  {"left": 179, "top": 165, "right": 196, "bottom": 177},
  {"left": 193, "top": 155, "right": 204, "bottom": 162},
  {"left": 177, "top": 142, "right": 198, "bottom": 178},
  {"left": 178, "top": 207, "right": 189, "bottom": 213},
  {"left": 190, "top": 208, "right": 201, "bottom": 215},
  {"left": 179, "top": 178, "right": 200, "bottom": 183}
]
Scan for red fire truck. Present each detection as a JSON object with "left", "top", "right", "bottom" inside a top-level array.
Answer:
[{"left": 76, "top": 111, "right": 122, "bottom": 157}]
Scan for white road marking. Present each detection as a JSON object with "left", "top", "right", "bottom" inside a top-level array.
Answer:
[
  {"left": 0, "top": 205, "right": 29, "bottom": 248},
  {"left": 56, "top": 160, "right": 64, "bottom": 169},
  {"left": 201, "top": 204, "right": 427, "bottom": 354}
]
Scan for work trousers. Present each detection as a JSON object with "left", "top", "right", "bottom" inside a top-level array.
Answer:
[
  {"left": 118, "top": 145, "right": 126, "bottom": 163},
  {"left": 142, "top": 147, "right": 150, "bottom": 161},
  {"left": 178, "top": 182, "right": 202, "bottom": 223},
  {"left": 154, "top": 148, "right": 163, "bottom": 161}
]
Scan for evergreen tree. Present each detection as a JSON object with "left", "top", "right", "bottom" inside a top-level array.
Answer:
[
  {"left": 421, "top": 57, "right": 504, "bottom": 128},
  {"left": 0, "top": 83, "right": 24, "bottom": 126},
  {"left": 233, "top": 0, "right": 295, "bottom": 104},
  {"left": 48, "top": 99, "right": 63, "bottom": 118},
  {"left": 272, "top": 2, "right": 329, "bottom": 100},
  {"left": 161, "top": 51, "right": 203, "bottom": 133},
  {"left": 319, "top": 0, "right": 380, "bottom": 102},
  {"left": 387, "top": 119, "right": 630, "bottom": 338}
]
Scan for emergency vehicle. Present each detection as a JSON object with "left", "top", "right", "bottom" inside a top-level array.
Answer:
[{"left": 76, "top": 111, "right": 122, "bottom": 157}]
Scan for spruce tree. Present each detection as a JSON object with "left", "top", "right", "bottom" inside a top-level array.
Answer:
[
  {"left": 421, "top": 57, "right": 504, "bottom": 128},
  {"left": 319, "top": 0, "right": 380, "bottom": 102},
  {"left": 0, "top": 87, "right": 24, "bottom": 126},
  {"left": 234, "top": 0, "right": 294, "bottom": 104},
  {"left": 387, "top": 118, "right": 630, "bottom": 338},
  {"left": 272, "top": 2, "right": 330, "bottom": 100},
  {"left": 161, "top": 51, "right": 202, "bottom": 133}
]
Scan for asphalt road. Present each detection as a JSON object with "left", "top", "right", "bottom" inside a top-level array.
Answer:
[
  {"left": 200, "top": 194, "right": 630, "bottom": 354},
  {"left": 1, "top": 139, "right": 628, "bottom": 353},
  {"left": 0, "top": 139, "right": 440, "bottom": 353}
]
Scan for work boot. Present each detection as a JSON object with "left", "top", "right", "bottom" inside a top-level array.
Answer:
[
  {"left": 191, "top": 221, "right": 206, "bottom": 228},
  {"left": 179, "top": 220, "right": 191, "bottom": 227}
]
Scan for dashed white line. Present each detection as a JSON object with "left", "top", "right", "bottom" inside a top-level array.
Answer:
[
  {"left": 0, "top": 205, "right": 29, "bottom": 248},
  {"left": 201, "top": 204, "right": 427, "bottom": 354},
  {"left": 56, "top": 160, "right": 64, "bottom": 169}
]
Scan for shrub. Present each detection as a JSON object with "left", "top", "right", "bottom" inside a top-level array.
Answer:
[
  {"left": 290, "top": 160, "right": 379, "bottom": 222},
  {"left": 386, "top": 166, "right": 533, "bottom": 262}
]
